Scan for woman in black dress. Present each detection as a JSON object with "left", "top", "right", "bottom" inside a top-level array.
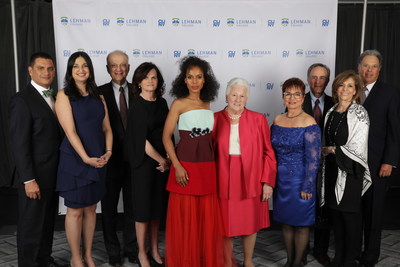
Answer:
[
  {"left": 124, "top": 62, "right": 170, "bottom": 267},
  {"left": 321, "top": 70, "right": 371, "bottom": 267}
]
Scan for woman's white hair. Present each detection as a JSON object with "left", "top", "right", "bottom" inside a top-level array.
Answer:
[{"left": 226, "top": 77, "right": 250, "bottom": 97}]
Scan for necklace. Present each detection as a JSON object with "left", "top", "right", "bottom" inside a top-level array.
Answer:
[
  {"left": 285, "top": 110, "right": 303, "bottom": 119},
  {"left": 226, "top": 108, "right": 243, "bottom": 120},
  {"left": 327, "top": 111, "right": 347, "bottom": 145}
]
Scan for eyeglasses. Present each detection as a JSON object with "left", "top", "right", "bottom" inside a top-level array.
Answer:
[
  {"left": 109, "top": 64, "right": 128, "bottom": 70},
  {"left": 283, "top": 92, "right": 303, "bottom": 99}
]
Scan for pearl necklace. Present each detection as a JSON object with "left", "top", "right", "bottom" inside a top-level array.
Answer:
[
  {"left": 226, "top": 108, "right": 243, "bottom": 120},
  {"left": 285, "top": 110, "right": 303, "bottom": 119}
]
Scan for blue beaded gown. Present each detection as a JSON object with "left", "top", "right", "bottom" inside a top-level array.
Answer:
[
  {"left": 56, "top": 95, "right": 107, "bottom": 208},
  {"left": 271, "top": 124, "right": 321, "bottom": 226}
]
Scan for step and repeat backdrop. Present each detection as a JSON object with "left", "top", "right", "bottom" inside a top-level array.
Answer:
[{"left": 53, "top": 0, "right": 337, "bottom": 213}]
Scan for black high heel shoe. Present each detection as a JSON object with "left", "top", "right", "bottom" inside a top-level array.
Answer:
[{"left": 148, "top": 252, "right": 165, "bottom": 267}]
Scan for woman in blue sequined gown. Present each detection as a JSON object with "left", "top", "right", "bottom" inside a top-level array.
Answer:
[
  {"left": 271, "top": 78, "right": 321, "bottom": 267},
  {"left": 56, "top": 52, "right": 113, "bottom": 267}
]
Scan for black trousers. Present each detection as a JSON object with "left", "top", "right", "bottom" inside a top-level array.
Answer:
[
  {"left": 101, "top": 165, "right": 137, "bottom": 257},
  {"left": 313, "top": 200, "right": 331, "bottom": 256},
  {"left": 330, "top": 209, "right": 361, "bottom": 267},
  {"left": 360, "top": 178, "right": 388, "bottom": 265},
  {"left": 17, "top": 187, "right": 58, "bottom": 267}
]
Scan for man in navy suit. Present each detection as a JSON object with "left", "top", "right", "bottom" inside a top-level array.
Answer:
[
  {"left": 303, "top": 63, "right": 334, "bottom": 266},
  {"left": 9, "top": 52, "right": 63, "bottom": 267},
  {"left": 358, "top": 50, "right": 400, "bottom": 267},
  {"left": 98, "top": 50, "right": 137, "bottom": 266}
]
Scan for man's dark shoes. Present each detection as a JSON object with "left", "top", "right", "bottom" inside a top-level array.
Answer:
[
  {"left": 108, "top": 255, "right": 123, "bottom": 267},
  {"left": 124, "top": 252, "right": 137, "bottom": 264},
  {"left": 314, "top": 253, "right": 331, "bottom": 266}
]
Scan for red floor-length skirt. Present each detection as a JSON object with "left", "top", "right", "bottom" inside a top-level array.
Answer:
[{"left": 165, "top": 192, "right": 233, "bottom": 267}]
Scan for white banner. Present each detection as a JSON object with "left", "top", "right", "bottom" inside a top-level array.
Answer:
[{"left": 53, "top": 0, "right": 338, "bottom": 213}]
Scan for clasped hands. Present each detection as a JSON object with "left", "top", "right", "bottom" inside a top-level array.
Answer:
[
  {"left": 85, "top": 151, "right": 112, "bottom": 168},
  {"left": 156, "top": 158, "right": 171, "bottom": 173}
]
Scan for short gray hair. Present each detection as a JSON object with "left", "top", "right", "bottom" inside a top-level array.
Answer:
[
  {"left": 358, "top": 49, "right": 383, "bottom": 67},
  {"left": 307, "top": 63, "right": 331, "bottom": 81},
  {"left": 226, "top": 77, "right": 250, "bottom": 97}
]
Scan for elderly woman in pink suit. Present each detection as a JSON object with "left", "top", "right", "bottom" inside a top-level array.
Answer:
[{"left": 213, "top": 77, "right": 277, "bottom": 267}]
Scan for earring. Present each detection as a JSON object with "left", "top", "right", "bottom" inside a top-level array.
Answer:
[
  {"left": 225, "top": 99, "right": 228, "bottom": 103},
  {"left": 138, "top": 85, "right": 141, "bottom": 89}
]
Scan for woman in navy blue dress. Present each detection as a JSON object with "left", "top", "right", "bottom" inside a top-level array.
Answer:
[
  {"left": 56, "top": 51, "right": 113, "bottom": 267},
  {"left": 271, "top": 78, "right": 321, "bottom": 267}
]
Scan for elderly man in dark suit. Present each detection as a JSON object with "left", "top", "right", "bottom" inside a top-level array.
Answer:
[
  {"left": 304, "top": 63, "right": 334, "bottom": 266},
  {"left": 9, "top": 52, "right": 63, "bottom": 267},
  {"left": 358, "top": 50, "right": 400, "bottom": 267},
  {"left": 98, "top": 50, "right": 137, "bottom": 266}
]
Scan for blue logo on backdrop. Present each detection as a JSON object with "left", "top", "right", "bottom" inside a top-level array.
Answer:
[
  {"left": 61, "top": 17, "right": 68, "bottom": 25},
  {"left": 132, "top": 49, "right": 140, "bottom": 57},
  {"left": 281, "top": 18, "right": 289, "bottom": 27},
  {"left": 142, "top": 50, "right": 162, "bottom": 58},
  {"left": 296, "top": 49, "right": 304, "bottom": 57},
  {"left": 196, "top": 50, "right": 217, "bottom": 57},
  {"left": 117, "top": 17, "right": 124, "bottom": 26},
  {"left": 266, "top": 83, "right": 274, "bottom": 90},
  {"left": 181, "top": 19, "right": 202, "bottom": 27},
  {"left": 251, "top": 50, "right": 272, "bottom": 57},
  {"left": 213, "top": 20, "right": 221, "bottom": 27},
  {"left": 174, "top": 51, "right": 181, "bottom": 58},
  {"left": 227, "top": 18, "right": 235, "bottom": 27},
  {"left": 236, "top": 19, "right": 256, "bottom": 27},
  {"left": 228, "top": 51, "right": 236, "bottom": 58},
  {"left": 63, "top": 17, "right": 91, "bottom": 26},
  {"left": 322, "top": 19, "right": 330, "bottom": 27},
  {"left": 267, "top": 20, "right": 275, "bottom": 27},
  {"left": 188, "top": 49, "right": 196, "bottom": 55},
  {"left": 63, "top": 50, "right": 71, "bottom": 57},
  {"left": 125, "top": 18, "right": 146, "bottom": 27},
  {"left": 158, "top": 19, "right": 166, "bottom": 27},
  {"left": 304, "top": 50, "right": 326, "bottom": 58},
  {"left": 103, "top": 19, "right": 110, "bottom": 26},
  {"left": 240, "top": 49, "right": 271, "bottom": 58},
  {"left": 282, "top": 51, "right": 290, "bottom": 58},
  {"left": 290, "top": 19, "right": 311, "bottom": 27},
  {"left": 87, "top": 50, "right": 107, "bottom": 58},
  {"left": 172, "top": 18, "right": 180, "bottom": 26}
]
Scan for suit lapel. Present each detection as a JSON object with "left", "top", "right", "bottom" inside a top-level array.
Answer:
[
  {"left": 363, "top": 82, "right": 380, "bottom": 108},
  {"left": 303, "top": 93, "right": 313, "bottom": 116},
  {"left": 28, "top": 85, "right": 61, "bottom": 138},
  {"left": 103, "top": 82, "right": 126, "bottom": 136}
]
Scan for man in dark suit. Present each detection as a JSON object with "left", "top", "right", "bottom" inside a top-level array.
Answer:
[
  {"left": 304, "top": 63, "right": 334, "bottom": 266},
  {"left": 9, "top": 52, "right": 63, "bottom": 267},
  {"left": 98, "top": 50, "right": 137, "bottom": 266},
  {"left": 358, "top": 50, "right": 400, "bottom": 267}
]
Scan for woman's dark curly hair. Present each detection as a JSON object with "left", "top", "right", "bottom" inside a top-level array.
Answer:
[
  {"left": 64, "top": 51, "right": 99, "bottom": 100},
  {"left": 170, "top": 56, "right": 219, "bottom": 102},
  {"left": 131, "top": 62, "right": 165, "bottom": 98}
]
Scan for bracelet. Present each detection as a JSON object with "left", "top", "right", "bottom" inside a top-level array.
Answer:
[{"left": 106, "top": 150, "right": 112, "bottom": 153}]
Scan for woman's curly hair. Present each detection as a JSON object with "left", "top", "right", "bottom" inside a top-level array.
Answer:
[{"left": 170, "top": 56, "right": 219, "bottom": 102}]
